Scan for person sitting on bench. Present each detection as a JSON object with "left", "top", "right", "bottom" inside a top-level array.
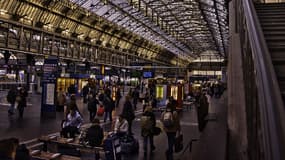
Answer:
[
  {"left": 114, "top": 114, "right": 129, "bottom": 137},
  {"left": 61, "top": 106, "right": 83, "bottom": 138}
]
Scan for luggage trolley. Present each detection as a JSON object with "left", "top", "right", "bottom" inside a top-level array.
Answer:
[{"left": 104, "top": 132, "right": 121, "bottom": 160}]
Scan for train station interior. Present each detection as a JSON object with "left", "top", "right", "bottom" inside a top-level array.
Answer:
[{"left": 0, "top": 0, "right": 285, "bottom": 160}]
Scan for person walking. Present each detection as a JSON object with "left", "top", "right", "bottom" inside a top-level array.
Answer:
[
  {"left": 103, "top": 91, "right": 115, "bottom": 122},
  {"left": 141, "top": 106, "right": 156, "bottom": 155},
  {"left": 122, "top": 95, "right": 135, "bottom": 135},
  {"left": 197, "top": 92, "right": 209, "bottom": 132},
  {"left": 17, "top": 87, "right": 28, "bottom": 119},
  {"left": 132, "top": 87, "right": 140, "bottom": 110},
  {"left": 7, "top": 86, "right": 17, "bottom": 116},
  {"left": 160, "top": 103, "right": 181, "bottom": 160},
  {"left": 115, "top": 87, "right": 121, "bottom": 108}
]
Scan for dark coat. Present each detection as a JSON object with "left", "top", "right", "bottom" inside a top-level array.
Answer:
[
  {"left": 18, "top": 89, "right": 28, "bottom": 108},
  {"left": 85, "top": 125, "right": 104, "bottom": 147},
  {"left": 0, "top": 154, "right": 12, "bottom": 160},
  {"left": 7, "top": 88, "right": 17, "bottom": 104},
  {"left": 141, "top": 111, "right": 156, "bottom": 137},
  {"left": 122, "top": 100, "right": 135, "bottom": 121},
  {"left": 88, "top": 98, "right": 98, "bottom": 112},
  {"left": 103, "top": 95, "right": 114, "bottom": 112}
]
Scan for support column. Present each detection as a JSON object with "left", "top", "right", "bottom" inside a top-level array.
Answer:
[{"left": 227, "top": 1, "right": 249, "bottom": 160}]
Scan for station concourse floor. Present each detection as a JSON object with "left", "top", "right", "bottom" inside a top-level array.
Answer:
[{"left": 0, "top": 89, "right": 227, "bottom": 160}]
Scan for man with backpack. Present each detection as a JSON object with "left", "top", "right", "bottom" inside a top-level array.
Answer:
[
  {"left": 160, "top": 103, "right": 181, "bottom": 160},
  {"left": 7, "top": 86, "right": 17, "bottom": 116},
  {"left": 141, "top": 106, "right": 156, "bottom": 155}
]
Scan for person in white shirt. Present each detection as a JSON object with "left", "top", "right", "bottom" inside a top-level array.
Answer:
[
  {"left": 114, "top": 114, "right": 129, "bottom": 137},
  {"left": 62, "top": 107, "right": 83, "bottom": 138}
]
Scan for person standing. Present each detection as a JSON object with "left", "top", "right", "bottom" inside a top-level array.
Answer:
[
  {"left": 17, "top": 87, "right": 28, "bottom": 119},
  {"left": 161, "top": 103, "right": 181, "bottom": 160},
  {"left": 85, "top": 118, "right": 104, "bottom": 160},
  {"left": 82, "top": 84, "right": 90, "bottom": 104},
  {"left": 87, "top": 92, "right": 99, "bottom": 122},
  {"left": 62, "top": 107, "right": 83, "bottom": 138},
  {"left": 197, "top": 92, "right": 209, "bottom": 132},
  {"left": 122, "top": 95, "right": 135, "bottom": 135},
  {"left": 103, "top": 91, "right": 114, "bottom": 122},
  {"left": 132, "top": 87, "right": 140, "bottom": 110},
  {"left": 7, "top": 86, "right": 17, "bottom": 116},
  {"left": 68, "top": 84, "right": 76, "bottom": 95},
  {"left": 115, "top": 87, "right": 121, "bottom": 108},
  {"left": 141, "top": 106, "right": 156, "bottom": 154}
]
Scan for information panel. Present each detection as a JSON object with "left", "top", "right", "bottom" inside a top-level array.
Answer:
[{"left": 41, "top": 57, "right": 58, "bottom": 117}]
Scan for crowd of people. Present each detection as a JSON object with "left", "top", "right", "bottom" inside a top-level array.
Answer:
[
  {"left": 2, "top": 80, "right": 223, "bottom": 160},
  {"left": 55, "top": 82, "right": 182, "bottom": 160}
]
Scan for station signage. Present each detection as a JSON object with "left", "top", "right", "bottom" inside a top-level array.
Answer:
[{"left": 41, "top": 57, "right": 58, "bottom": 117}]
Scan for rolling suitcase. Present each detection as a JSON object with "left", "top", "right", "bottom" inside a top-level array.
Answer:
[
  {"left": 104, "top": 133, "right": 121, "bottom": 160},
  {"left": 120, "top": 135, "right": 139, "bottom": 154}
]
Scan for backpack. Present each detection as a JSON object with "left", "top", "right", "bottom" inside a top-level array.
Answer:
[
  {"left": 163, "top": 111, "right": 174, "bottom": 128},
  {"left": 141, "top": 115, "right": 153, "bottom": 130},
  {"left": 7, "top": 90, "right": 15, "bottom": 103}
]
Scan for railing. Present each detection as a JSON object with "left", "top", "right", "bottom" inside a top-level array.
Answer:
[{"left": 236, "top": 0, "right": 285, "bottom": 159}]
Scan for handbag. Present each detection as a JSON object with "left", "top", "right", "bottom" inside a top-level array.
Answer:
[
  {"left": 175, "top": 133, "right": 183, "bottom": 153},
  {"left": 97, "top": 106, "right": 105, "bottom": 116}
]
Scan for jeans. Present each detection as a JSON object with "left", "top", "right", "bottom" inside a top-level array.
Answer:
[
  {"left": 133, "top": 99, "right": 138, "bottom": 110},
  {"left": 104, "top": 111, "right": 112, "bottom": 122},
  {"left": 8, "top": 103, "right": 15, "bottom": 115},
  {"left": 89, "top": 111, "right": 96, "bottom": 122},
  {"left": 143, "top": 135, "right": 154, "bottom": 152},
  {"left": 127, "top": 120, "right": 133, "bottom": 134},
  {"left": 95, "top": 151, "right": 100, "bottom": 160},
  {"left": 18, "top": 107, "right": 24, "bottom": 118},
  {"left": 166, "top": 132, "right": 176, "bottom": 160},
  {"left": 116, "top": 98, "right": 120, "bottom": 108}
]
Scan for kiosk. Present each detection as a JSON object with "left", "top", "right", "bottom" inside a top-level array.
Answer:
[
  {"left": 156, "top": 84, "right": 167, "bottom": 107},
  {"left": 167, "top": 84, "right": 184, "bottom": 109}
]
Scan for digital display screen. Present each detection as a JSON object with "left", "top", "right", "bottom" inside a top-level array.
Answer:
[{"left": 143, "top": 71, "right": 153, "bottom": 78}]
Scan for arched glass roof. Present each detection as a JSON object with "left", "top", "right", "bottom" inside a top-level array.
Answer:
[{"left": 70, "top": 0, "right": 228, "bottom": 59}]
